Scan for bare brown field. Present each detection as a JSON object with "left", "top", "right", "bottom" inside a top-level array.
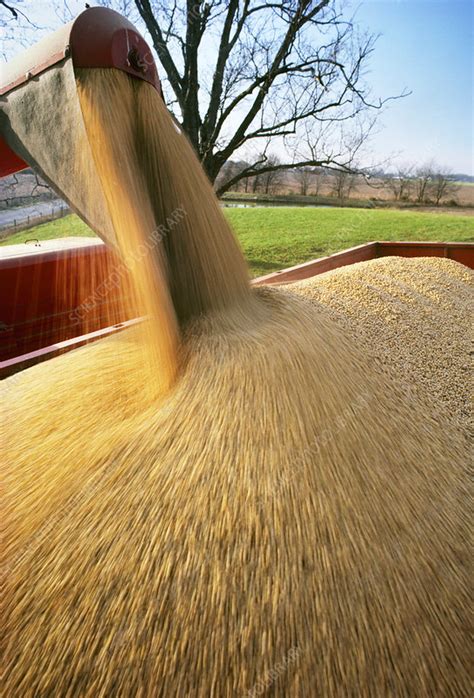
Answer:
[{"left": 282, "top": 174, "right": 474, "bottom": 207}]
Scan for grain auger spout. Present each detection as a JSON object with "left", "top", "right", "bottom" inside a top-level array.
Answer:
[{"left": 0, "top": 6, "right": 162, "bottom": 247}]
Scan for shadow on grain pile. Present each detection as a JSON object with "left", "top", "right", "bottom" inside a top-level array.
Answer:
[{"left": 1, "top": 69, "right": 470, "bottom": 697}]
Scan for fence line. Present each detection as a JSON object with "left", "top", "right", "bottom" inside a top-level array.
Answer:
[{"left": 0, "top": 203, "right": 70, "bottom": 239}]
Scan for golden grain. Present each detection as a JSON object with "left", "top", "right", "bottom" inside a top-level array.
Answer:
[
  {"left": 1, "top": 71, "right": 471, "bottom": 697},
  {"left": 290, "top": 255, "right": 473, "bottom": 434}
]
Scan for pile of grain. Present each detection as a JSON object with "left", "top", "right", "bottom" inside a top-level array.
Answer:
[
  {"left": 2, "top": 68, "right": 471, "bottom": 697},
  {"left": 289, "top": 256, "right": 473, "bottom": 434},
  {"left": 2, "top": 286, "right": 470, "bottom": 696}
]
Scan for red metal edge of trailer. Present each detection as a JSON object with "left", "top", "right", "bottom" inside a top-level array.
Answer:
[
  {"left": 252, "top": 242, "right": 378, "bottom": 285},
  {"left": 0, "top": 317, "right": 142, "bottom": 378},
  {"left": 1, "top": 239, "right": 473, "bottom": 378},
  {"left": 0, "top": 239, "right": 134, "bottom": 368},
  {"left": 252, "top": 240, "right": 474, "bottom": 285}
]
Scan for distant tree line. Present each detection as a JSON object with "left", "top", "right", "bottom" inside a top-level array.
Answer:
[
  {"left": 219, "top": 158, "right": 461, "bottom": 206},
  {"left": 386, "top": 163, "right": 460, "bottom": 206}
]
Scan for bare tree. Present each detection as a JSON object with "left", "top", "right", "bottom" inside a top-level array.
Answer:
[
  {"left": 119, "top": 0, "right": 407, "bottom": 192},
  {"left": 215, "top": 160, "right": 248, "bottom": 192},
  {"left": 244, "top": 154, "right": 284, "bottom": 194},
  {"left": 1, "top": 0, "right": 18, "bottom": 18},
  {"left": 258, "top": 155, "right": 285, "bottom": 194},
  {"left": 413, "top": 162, "right": 459, "bottom": 206},
  {"left": 294, "top": 165, "right": 327, "bottom": 196},
  {"left": 431, "top": 170, "right": 459, "bottom": 206},
  {"left": 414, "top": 164, "right": 433, "bottom": 204},
  {"left": 0, "top": 1, "right": 47, "bottom": 59},
  {"left": 312, "top": 167, "right": 325, "bottom": 196},
  {"left": 251, "top": 172, "right": 261, "bottom": 194},
  {"left": 387, "top": 164, "right": 414, "bottom": 201},
  {"left": 331, "top": 169, "right": 358, "bottom": 201},
  {"left": 295, "top": 167, "right": 313, "bottom": 196}
]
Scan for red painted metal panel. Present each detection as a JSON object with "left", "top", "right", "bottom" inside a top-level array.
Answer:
[
  {"left": 448, "top": 248, "right": 474, "bottom": 266},
  {"left": 0, "top": 317, "right": 142, "bottom": 379},
  {"left": 254, "top": 241, "right": 474, "bottom": 285},
  {"left": 70, "top": 7, "right": 161, "bottom": 95},
  {"left": 375, "top": 241, "right": 474, "bottom": 269},
  {"left": 0, "top": 137, "right": 28, "bottom": 177},
  {"left": 0, "top": 243, "right": 134, "bottom": 364}
]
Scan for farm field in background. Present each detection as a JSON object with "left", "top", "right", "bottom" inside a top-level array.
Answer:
[
  {"left": 221, "top": 174, "right": 474, "bottom": 208},
  {"left": 2, "top": 207, "right": 473, "bottom": 277},
  {"left": 313, "top": 178, "right": 474, "bottom": 207}
]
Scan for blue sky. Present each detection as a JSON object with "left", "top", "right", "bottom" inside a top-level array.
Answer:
[
  {"left": 2, "top": 0, "right": 473, "bottom": 174},
  {"left": 353, "top": 0, "right": 473, "bottom": 173}
]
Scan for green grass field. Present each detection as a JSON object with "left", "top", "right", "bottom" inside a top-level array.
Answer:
[{"left": 2, "top": 207, "right": 473, "bottom": 276}]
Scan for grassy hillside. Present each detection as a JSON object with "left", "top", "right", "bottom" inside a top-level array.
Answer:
[
  {"left": 226, "top": 207, "right": 474, "bottom": 274},
  {"left": 2, "top": 207, "right": 473, "bottom": 277}
]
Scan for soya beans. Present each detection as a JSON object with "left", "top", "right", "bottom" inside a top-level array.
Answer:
[
  {"left": 2, "top": 283, "right": 470, "bottom": 696},
  {"left": 290, "top": 256, "right": 473, "bottom": 435}
]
